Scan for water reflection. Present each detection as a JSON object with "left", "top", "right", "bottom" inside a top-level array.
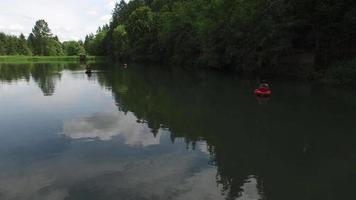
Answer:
[
  {"left": 63, "top": 111, "right": 162, "bottom": 146},
  {"left": 0, "top": 62, "right": 355, "bottom": 200},
  {"left": 0, "top": 141, "right": 218, "bottom": 200},
  {"left": 234, "top": 176, "right": 263, "bottom": 200},
  {"left": 0, "top": 63, "right": 81, "bottom": 96}
]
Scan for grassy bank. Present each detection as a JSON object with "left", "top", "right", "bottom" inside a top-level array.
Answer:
[{"left": 0, "top": 56, "right": 107, "bottom": 63}]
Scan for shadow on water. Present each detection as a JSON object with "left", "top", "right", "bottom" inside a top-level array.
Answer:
[{"left": 0, "top": 62, "right": 355, "bottom": 200}]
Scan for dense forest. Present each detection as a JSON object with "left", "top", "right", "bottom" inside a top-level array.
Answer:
[
  {"left": 1, "top": 0, "right": 356, "bottom": 82},
  {"left": 0, "top": 20, "right": 85, "bottom": 56},
  {"left": 84, "top": 0, "right": 356, "bottom": 82}
]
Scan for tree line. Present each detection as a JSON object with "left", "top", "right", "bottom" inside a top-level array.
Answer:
[
  {"left": 0, "top": 20, "right": 85, "bottom": 56},
  {"left": 85, "top": 0, "right": 356, "bottom": 79},
  {"left": 2, "top": 1, "right": 356, "bottom": 80}
]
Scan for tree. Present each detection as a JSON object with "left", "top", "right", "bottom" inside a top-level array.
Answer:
[
  {"left": 17, "top": 34, "right": 32, "bottom": 56},
  {"left": 83, "top": 27, "right": 108, "bottom": 56},
  {"left": 30, "top": 19, "right": 63, "bottom": 56},
  {"left": 126, "top": 6, "right": 159, "bottom": 61},
  {"left": 85, "top": 0, "right": 356, "bottom": 79},
  {"left": 84, "top": 34, "right": 95, "bottom": 55},
  {"left": 5, "top": 36, "right": 19, "bottom": 55},
  {"left": 112, "top": 25, "right": 129, "bottom": 59},
  {"left": 0, "top": 33, "right": 6, "bottom": 55},
  {"left": 27, "top": 33, "right": 35, "bottom": 53}
]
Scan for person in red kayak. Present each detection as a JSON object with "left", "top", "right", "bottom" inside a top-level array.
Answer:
[{"left": 254, "top": 80, "right": 272, "bottom": 96}]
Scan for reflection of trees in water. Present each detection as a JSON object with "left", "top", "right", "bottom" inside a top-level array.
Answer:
[
  {"left": 0, "top": 62, "right": 84, "bottom": 96},
  {"left": 30, "top": 63, "right": 63, "bottom": 96},
  {"left": 96, "top": 66, "right": 264, "bottom": 199},
  {"left": 0, "top": 63, "right": 32, "bottom": 83},
  {"left": 97, "top": 65, "right": 356, "bottom": 200}
]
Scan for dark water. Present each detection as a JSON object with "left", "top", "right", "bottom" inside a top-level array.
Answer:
[{"left": 0, "top": 62, "right": 355, "bottom": 200}]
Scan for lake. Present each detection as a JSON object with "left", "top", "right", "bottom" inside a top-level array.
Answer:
[{"left": 0, "top": 62, "right": 355, "bottom": 200}]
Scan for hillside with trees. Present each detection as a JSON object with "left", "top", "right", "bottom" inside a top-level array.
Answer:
[{"left": 84, "top": 0, "right": 356, "bottom": 82}]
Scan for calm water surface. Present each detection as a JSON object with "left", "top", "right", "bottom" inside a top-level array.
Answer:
[{"left": 0, "top": 62, "right": 355, "bottom": 200}]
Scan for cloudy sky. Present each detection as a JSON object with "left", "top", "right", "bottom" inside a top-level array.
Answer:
[{"left": 0, "top": 0, "right": 120, "bottom": 41}]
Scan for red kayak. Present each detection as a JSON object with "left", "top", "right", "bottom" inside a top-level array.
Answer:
[{"left": 254, "top": 88, "right": 272, "bottom": 96}]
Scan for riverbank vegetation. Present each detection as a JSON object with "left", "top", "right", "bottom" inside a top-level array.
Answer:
[
  {"left": 1, "top": 0, "right": 356, "bottom": 83},
  {"left": 84, "top": 0, "right": 356, "bottom": 82}
]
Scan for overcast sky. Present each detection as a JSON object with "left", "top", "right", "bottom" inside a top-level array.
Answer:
[{"left": 0, "top": 0, "right": 120, "bottom": 41}]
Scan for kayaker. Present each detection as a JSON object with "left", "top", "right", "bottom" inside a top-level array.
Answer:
[
  {"left": 85, "top": 65, "right": 92, "bottom": 73},
  {"left": 259, "top": 80, "right": 269, "bottom": 89},
  {"left": 254, "top": 80, "right": 272, "bottom": 96},
  {"left": 259, "top": 83, "right": 270, "bottom": 89}
]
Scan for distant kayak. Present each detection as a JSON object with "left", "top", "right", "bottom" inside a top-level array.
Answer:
[{"left": 254, "top": 88, "right": 272, "bottom": 96}]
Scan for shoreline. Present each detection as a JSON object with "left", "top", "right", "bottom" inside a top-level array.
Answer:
[{"left": 1, "top": 56, "right": 355, "bottom": 85}]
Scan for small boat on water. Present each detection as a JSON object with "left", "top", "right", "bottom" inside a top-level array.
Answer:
[
  {"left": 254, "top": 82, "right": 272, "bottom": 96},
  {"left": 254, "top": 88, "right": 272, "bottom": 96}
]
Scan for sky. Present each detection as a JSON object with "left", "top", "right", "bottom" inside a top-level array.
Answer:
[{"left": 0, "top": 0, "right": 120, "bottom": 41}]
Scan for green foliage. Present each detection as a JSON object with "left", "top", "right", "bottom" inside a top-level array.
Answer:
[
  {"left": 62, "top": 41, "right": 86, "bottom": 56},
  {"left": 18, "top": 34, "right": 32, "bottom": 56},
  {"left": 32, "top": 20, "right": 52, "bottom": 38},
  {"left": 2, "top": 0, "right": 356, "bottom": 82},
  {"left": 0, "top": 32, "right": 32, "bottom": 56},
  {"left": 83, "top": 0, "right": 356, "bottom": 81},
  {"left": 0, "top": 20, "right": 91, "bottom": 57},
  {"left": 30, "top": 20, "right": 63, "bottom": 56},
  {"left": 126, "top": 6, "right": 159, "bottom": 61},
  {"left": 112, "top": 25, "right": 129, "bottom": 59},
  {"left": 84, "top": 28, "right": 108, "bottom": 56}
]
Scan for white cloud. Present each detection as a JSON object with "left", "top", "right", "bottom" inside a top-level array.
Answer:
[
  {"left": 9, "top": 24, "right": 24, "bottom": 31},
  {"left": 86, "top": 10, "right": 99, "bottom": 16}
]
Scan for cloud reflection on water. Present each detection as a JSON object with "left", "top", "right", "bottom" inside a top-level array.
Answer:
[
  {"left": 0, "top": 140, "right": 230, "bottom": 200},
  {"left": 63, "top": 111, "right": 162, "bottom": 146}
]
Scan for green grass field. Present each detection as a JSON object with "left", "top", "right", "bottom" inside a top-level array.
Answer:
[{"left": 0, "top": 56, "right": 107, "bottom": 63}]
